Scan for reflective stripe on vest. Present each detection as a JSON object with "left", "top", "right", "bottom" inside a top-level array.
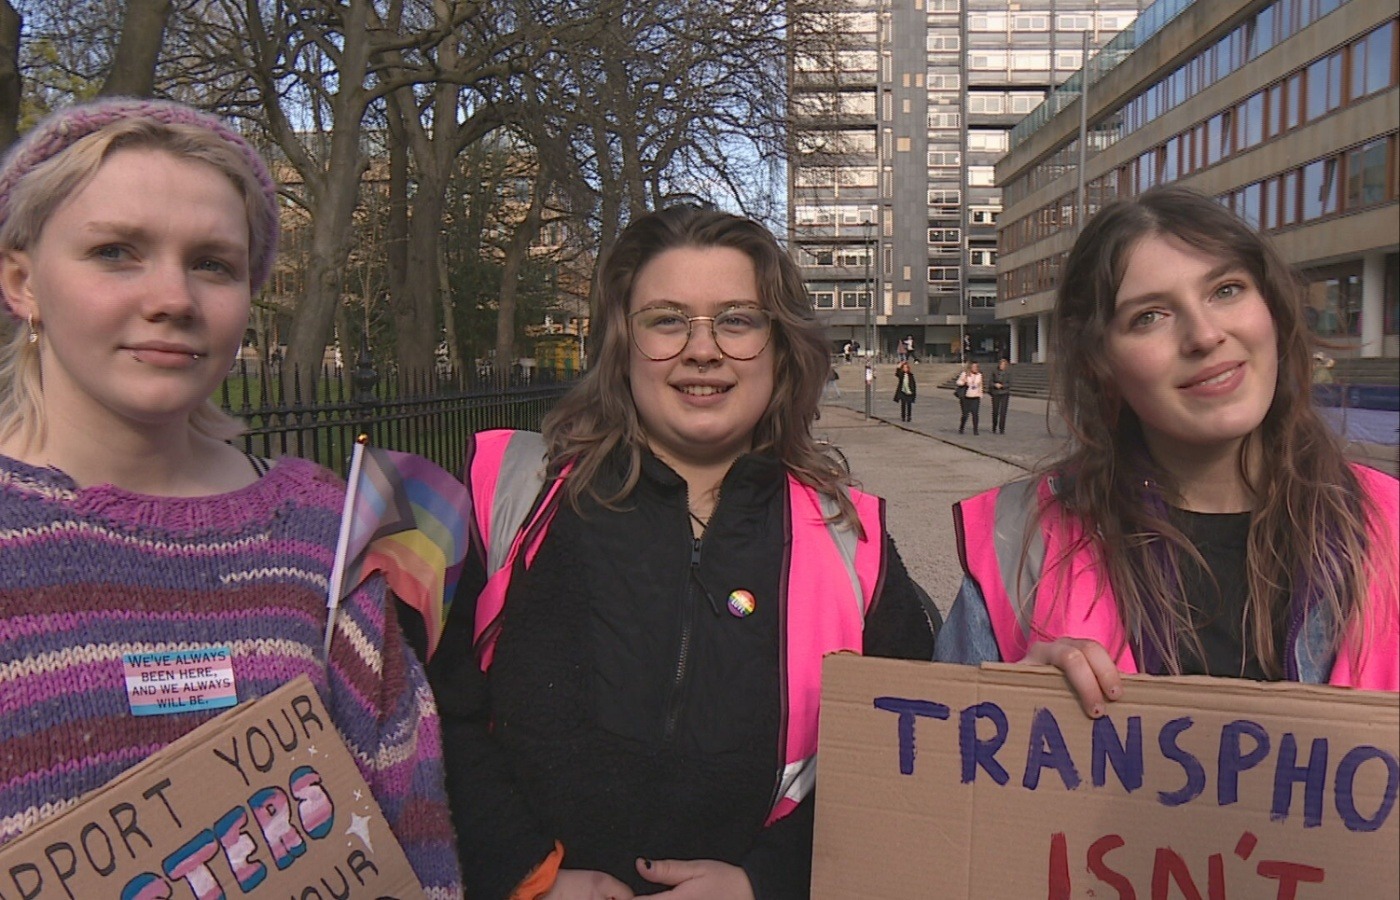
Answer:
[
  {"left": 463, "top": 429, "right": 883, "bottom": 823},
  {"left": 957, "top": 466, "right": 1399, "bottom": 689}
]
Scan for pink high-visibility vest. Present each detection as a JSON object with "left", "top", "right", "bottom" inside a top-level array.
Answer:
[
  {"left": 955, "top": 465, "right": 1398, "bottom": 690},
  {"left": 464, "top": 429, "right": 886, "bottom": 823}
]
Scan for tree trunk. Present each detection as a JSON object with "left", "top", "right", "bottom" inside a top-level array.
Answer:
[
  {"left": 0, "top": 1, "right": 21, "bottom": 154},
  {"left": 99, "top": 0, "right": 173, "bottom": 97},
  {"left": 495, "top": 172, "right": 548, "bottom": 385},
  {"left": 393, "top": 188, "right": 446, "bottom": 374}
]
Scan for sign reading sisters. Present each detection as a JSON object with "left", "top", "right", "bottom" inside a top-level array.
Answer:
[
  {"left": 813, "top": 656, "right": 1398, "bottom": 899},
  {"left": 0, "top": 676, "right": 425, "bottom": 900}
]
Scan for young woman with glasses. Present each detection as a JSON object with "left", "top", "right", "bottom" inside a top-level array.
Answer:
[{"left": 419, "top": 206, "right": 938, "bottom": 899}]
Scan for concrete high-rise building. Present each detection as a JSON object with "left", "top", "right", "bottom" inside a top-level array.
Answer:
[
  {"left": 788, "top": 0, "right": 1144, "bottom": 361},
  {"left": 996, "top": 0, "right": 1398, "bottom": 362}
]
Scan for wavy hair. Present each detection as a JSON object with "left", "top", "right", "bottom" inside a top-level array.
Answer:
[
  {"left": 1039, "top": 185, "right": 1387, "bottom": 677},
  {"left": 541, "top": 206, "right": 859, "bottom": 528}
]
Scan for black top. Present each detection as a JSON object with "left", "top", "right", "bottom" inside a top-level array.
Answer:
[
  {"left": 416, "top": 447, "right": 936, "bottom": 900},
  {"left": 1170, "top": 509, "right": 1285, "bottom": 680}
]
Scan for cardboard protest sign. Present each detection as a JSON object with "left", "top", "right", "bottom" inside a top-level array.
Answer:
[
  {"left": 813, "top": 656, "right": 1398, "bottom": 899},
  {"left": 0, "top": 676, "right": 425, "bottom": 900}
]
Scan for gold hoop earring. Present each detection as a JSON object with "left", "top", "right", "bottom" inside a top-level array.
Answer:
[{"left": 26, "top": 314, "right": 38, "bottom": 344}]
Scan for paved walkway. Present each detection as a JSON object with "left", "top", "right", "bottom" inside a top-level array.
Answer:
[
  {"left": 823, "top": 360, "right": 1071, "bottom": 471},
  {"left": 816, "top": 359, "right": 1397, "bottom": 616}
]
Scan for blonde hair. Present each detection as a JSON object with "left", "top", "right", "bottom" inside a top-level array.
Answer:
[{"left": 0, "top": 117, "right": 273, "bottom": 448}]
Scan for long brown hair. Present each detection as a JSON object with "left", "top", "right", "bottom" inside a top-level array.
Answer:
[
  {"left": 1042, "top": 185, "right": 1386, "bottom": 677},
  {"left": 540, "top": 206, "right": 857, "bottom": 526}
]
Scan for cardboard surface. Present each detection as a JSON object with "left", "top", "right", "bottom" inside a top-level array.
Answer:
[
  {"left": 813, "top": 656, "right": 1399, "bottom": 899},
  {"left": 0, "top": 676, "right": 425, "bottom": 900}
]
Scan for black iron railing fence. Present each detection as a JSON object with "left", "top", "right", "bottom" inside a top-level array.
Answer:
[{"left": 217, "top": 360, "right": 579, "bottom": 475}]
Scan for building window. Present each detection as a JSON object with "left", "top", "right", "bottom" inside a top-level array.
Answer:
[
  {"left": 1238, "top": 92, "right": 1264, "bottom": 150},
  {"left": 968, "top": 166, "right": 995, "bottom": 186},
  {"left": 810, "top": 291, "right": 835, "bottom": 309},
  {"left": 1302, "top": 158, "right": 1339, "bottom": 220},
  {"left": 967, "top": 292, "right": 997, "bottom": 309},
  {"left": 969, "top": 52, "right": 1007, "bottom": 71},
  {"left": 1345, "top": 138, "right": 1390, "bottom": 210},
  {"left": 928, "top": 266, "right": 960, "bottom": 282},
  {"left": 1009, "top": 92, "right": 1043, "bottom": 114},
  {"left": 929, "top": 187, "right": 963, "bottom": 207},
  {"left": 928, "top": 150, "right": 961, "bottom": 168},
  {"left": 840, "top": 290, "right": 871, "bottom": 309},
  {"left": 1305, "top": 53, "right": 1343, "bottom": 122},
  {"left": 928, "top": 227, "right": 961, "bottom": 245},
  {"left": 969, "top": 248, "right": 997, "bottom": 267},
  {"left": 969, "top": 206, "right": 1000, "bottom": 225},
  {"left": 927, "top": 34, "right": 960, "bottom": 52},
  {"left": 1351, "top": 22, "right": 1397, "bottom": 101},
  {"left": 967, "top": 93, "right": 1005, "bottom": 114},
  {"left": 967, "top": 130, "right": 1008, "bottom": 152}
]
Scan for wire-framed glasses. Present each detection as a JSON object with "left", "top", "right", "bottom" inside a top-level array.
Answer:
[{"left": 628, "top": 306, "right": 773, "bottom": 361}]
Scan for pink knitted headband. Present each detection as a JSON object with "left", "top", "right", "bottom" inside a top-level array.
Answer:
[{"left": 0, "top": 97, "right": 279, "bottom": 309}]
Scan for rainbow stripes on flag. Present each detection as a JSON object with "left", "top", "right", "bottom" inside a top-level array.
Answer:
[{"left": 326, "top": 440, "right": 470, "bottom": 659}]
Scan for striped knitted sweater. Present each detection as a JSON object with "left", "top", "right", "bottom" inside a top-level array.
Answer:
[{"left": 0, "top": 453, "right": 462, "bottom": 898}]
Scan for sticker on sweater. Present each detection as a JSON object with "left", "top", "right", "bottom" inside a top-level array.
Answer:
[{"left": 121, "top": 646, "right": 237, "bottom": 716}]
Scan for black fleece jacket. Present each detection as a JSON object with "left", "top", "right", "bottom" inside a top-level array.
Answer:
[{"left": 414, "top": 448, "right": 936, "bottom": 899}]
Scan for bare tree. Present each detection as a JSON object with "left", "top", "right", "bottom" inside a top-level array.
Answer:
[
  {"left": 0, "top": 1, "right": 20, "bottom": 152},
  {"left": 99, "top": 0, "right": 173, "bottom": 97}
]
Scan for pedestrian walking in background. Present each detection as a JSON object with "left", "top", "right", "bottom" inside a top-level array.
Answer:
[
  {"left": 956, "top": 361, "right": 983, "bottom": 434},
  {"left": 892, "top": 360, "right": 917, "bottom": 422},
  {"left": 825, "top": 363, "right": 842, "bottom": 400},
  {"left": 1311, "top": 351, "right": 1335, "bottom": 384},
  {"left": 990, "top": 357, "right": 1012, "bottom": 434},
  {"left": 937, "top": 185, "right": 1398, "bottom": 713},
  {"left": 0, "top": 99, "right": 462, "bottom": 895}
]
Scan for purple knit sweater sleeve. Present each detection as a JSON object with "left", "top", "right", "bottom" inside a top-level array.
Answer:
[{"left": 0, "top": 454, "right": 462, "bottom": 898}]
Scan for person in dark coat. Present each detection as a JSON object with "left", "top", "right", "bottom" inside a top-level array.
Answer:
[
  {"left": 892, "top": 360, "right": 917, "bottom": 422},
  {"left": 420, "top": 206, "right": 938, "bottom": 900},
  {"left": 990, "top": 358, "right": 1012, "bottom": 434}
]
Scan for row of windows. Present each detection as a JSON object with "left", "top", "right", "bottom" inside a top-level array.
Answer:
[
  {"left": 790, "top": 91, "right": 876, "bottom": 119},
  {"left": 794, "top": 167, "right": 877, "bottom": 189},
  {"left": 1008, "top": 0, "right": 1363, "bottom": 207},
  {"left": 808, "top": 290, "right": 871, "bottom": 311},
  {"left": 1004, "top": 18, "right": 1397, "bottom": 255},
  {"left": 999, "top": 137, "right": 1397, "bottom": 303},
  {"left": 1119, "top": 0, "right": 1357, "bottom": 139},
  {"left": 967, "top": 12, "right": 1137, "bottom": 33},
  {"left": 795, "top": 129, "right": 876, "bottom": 156},
  {"left": 966, "top": 50, "right": 1085, "bottom": 72},
  {"left": 966, "top": 92, "right": 1047, "bottom": 116},
  {"left": 794, "top": 205, "right": 877, "bottom": 227},
  {"left": 1122, "top": 19, "right": 1395, "bottom": 169},
  {"left": 1223, "top": 135, "right": 1395, "bottom": 231},
  {"left": 1113, "top": 19, "right": 1395, "bottom": 195},
  {"left": 800, "top": 246, "right": 874, "bottom": 268}
]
